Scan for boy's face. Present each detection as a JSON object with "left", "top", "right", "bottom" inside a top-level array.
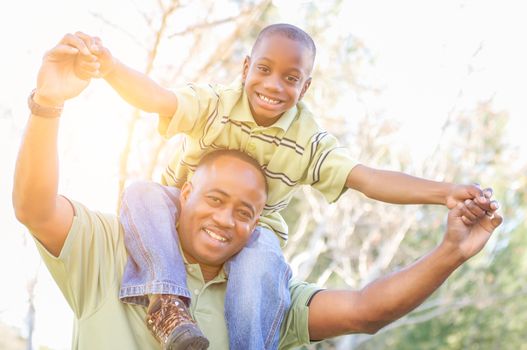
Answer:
[{"left": 242, "top": 34, "right": 313, "bottom": 127}]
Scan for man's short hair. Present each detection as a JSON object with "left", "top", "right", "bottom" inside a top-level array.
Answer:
[
  {"left": 252, "top": 23, "right": 316, "bottom": 64},
  {"left": 196, "top": 150, "right": 268, "bottom": 195}
]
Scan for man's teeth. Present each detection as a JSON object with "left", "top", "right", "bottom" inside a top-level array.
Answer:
[
  {"left": 258, "top": 93, "right": 280, "bottom": 105},
  {"left": 205, "top": 229, "right": 227, "bottom": 242}
]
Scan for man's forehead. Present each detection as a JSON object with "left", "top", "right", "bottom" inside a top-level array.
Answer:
[{"left": 196, "top": 156, "right": 263, "bottom": 186}]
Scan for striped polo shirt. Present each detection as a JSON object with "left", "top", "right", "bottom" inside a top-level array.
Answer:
[{"left": 158, "top": 81, "right": 355, "bottom": 243}]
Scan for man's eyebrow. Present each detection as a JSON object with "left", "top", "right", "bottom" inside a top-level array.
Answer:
[{"left": 209, "top": 189, "right": 256, "bottom": 216}]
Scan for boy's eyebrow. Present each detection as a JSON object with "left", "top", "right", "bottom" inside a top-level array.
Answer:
[
  {"left": 257, "top": 57, "right": 305, "bottom": 75},
  {"left": 209, "top": 189, "right": 256, "bottom": 216}
]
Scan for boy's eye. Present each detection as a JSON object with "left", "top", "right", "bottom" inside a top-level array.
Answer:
[
  {"left": 286, "top": 75, "right": 300, "bottom": 83},
  {"left": 257, "top": 66, "right": 270, "bottom": 73}
]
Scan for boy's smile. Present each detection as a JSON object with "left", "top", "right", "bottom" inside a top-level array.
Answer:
[{"left": 242, "top": 33, "right": 313, "bottom": 127}]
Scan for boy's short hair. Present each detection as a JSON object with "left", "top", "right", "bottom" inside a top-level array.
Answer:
[
  {"left": 252, "top": 23, "right": 316, "bottom": 64},
  {"left": 197, "top": 149, "right": 269, "bottom": 195}
]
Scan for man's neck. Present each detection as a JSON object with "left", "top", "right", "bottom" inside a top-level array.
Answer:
[{"left": 200, "top": 264, "right": 222, "bottom": 282}]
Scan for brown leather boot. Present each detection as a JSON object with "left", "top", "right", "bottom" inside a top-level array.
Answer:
[{"left": 146, "top": 294, "right": 209, "bottom": 350}]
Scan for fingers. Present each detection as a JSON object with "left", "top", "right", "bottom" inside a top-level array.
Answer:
[
  {"left": 75, "top": 31, "right": 101, "bottom": 54},
  {"left": 478, "top": 212, "right": 503, "bottom": 234},
  {"left": 75, "top": 58, "right": 101, "bottom": 80},
  {"left": 59, "top": 33, "right": 92, "bottom": 56},
  {"left": 92, "top": 36, "right": 104, "bottom": 55},
  {"left": 45, "top": 44, "right": 81, "bottom": 58},
  {"left": 458, "top": 197, "right": 503, "bottom": 230},
  {"left": 460, "top": 199, "right": 486, "bottom": 224},
  {"left": 490, "top": 212, "right": 503, "bottom": 229}
]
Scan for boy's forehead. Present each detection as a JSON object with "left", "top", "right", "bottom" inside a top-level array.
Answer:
[
  {"left": 252, "top": 34, "right": 314, "bottom": 70},
  {"left": 255, "top": 33, "right": 307, "bottom": 54}
]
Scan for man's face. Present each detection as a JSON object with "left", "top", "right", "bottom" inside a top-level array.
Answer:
[
  {"left": 178, "top": 156, "right": 267, "bottom": 271},
  {"left": 242, "top": 34, "right": 313, "bottom": 127}
]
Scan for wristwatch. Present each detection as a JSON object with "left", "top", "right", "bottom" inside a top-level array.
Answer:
[{"left": 27, "top": 89, "right": 63, "bottom": 118}]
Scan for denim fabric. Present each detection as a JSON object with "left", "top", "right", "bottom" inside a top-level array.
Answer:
[
  {"left": 225, "top": 227, "right": 292, "bottom": 350},
  {"left": 119, "top": 181, "right": 292, "bottom": 349},
  {"left": 119, "top": 182, "right": 190, "bottom": 306}
]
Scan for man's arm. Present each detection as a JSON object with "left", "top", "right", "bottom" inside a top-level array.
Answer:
[
  {"left": 75, "top": 32, "right": 178, "bottom": 118},
  {"left": 307, "top": 198, "right": 502, "bottom": 340},
  {"left": 346, "top": 164, "right": 495, "bottom": 210},
  {"left": 13, "top": 34, "right": 94, "bottom": 256}
]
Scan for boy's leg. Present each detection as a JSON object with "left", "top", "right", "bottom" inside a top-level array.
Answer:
[
  {"left": 119, "top": 181, "right": 209, "bottom": 349},
  {"left": 119, "top": 181, "right": 189, "bottom": 304},
  {"left": 225, "top": 226, "right": 292, "bottom": 350}
]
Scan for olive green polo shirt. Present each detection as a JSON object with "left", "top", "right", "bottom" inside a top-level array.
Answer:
[
  {"left": 158, "top": 81, "right": 356, "bottom": 243},
  {"left": 33, "top": 200, "right": 320, "bottom": 349}
]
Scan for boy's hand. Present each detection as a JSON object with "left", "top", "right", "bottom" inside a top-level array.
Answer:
[
  {"left": 73, "top": 32, "right": 116, "bottom": 79},
  {"left": 445, "top": 184, "right": 494, "bottom": 211}
]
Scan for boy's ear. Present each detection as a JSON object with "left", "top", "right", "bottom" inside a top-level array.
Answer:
[
  {"left": 242, "top": 55, "right": 251, "bottom": 82},
  {"left": 299, "top": 77, "right": 312, "bottom": 100}
]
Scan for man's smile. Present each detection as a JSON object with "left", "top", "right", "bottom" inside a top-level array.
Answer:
[{"left": 203, "top": 228, "right": 229, "bottom": 243}]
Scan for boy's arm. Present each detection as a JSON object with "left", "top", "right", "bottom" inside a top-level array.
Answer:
[
  {"left": 345, "top": 164, "right": 493, "bottom": 209},
  {"left": 75, "top": 32, "right": 178, "bottom": 118}
]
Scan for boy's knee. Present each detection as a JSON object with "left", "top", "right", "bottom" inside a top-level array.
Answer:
[{"left": 123, "top": 181, "right": 160, "bottom": 199}]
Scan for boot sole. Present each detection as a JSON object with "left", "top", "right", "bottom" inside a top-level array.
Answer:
[{"left": 165, "top": 323, "right": 210, "bottom": 350}]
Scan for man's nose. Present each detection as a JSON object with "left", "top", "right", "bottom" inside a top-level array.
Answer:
[{"left": 212, "top": 206, "right": 235, "bottom": 228}]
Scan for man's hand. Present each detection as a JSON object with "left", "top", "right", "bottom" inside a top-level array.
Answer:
[
  {"left": 73, "top": 32, "right": 116, "bottom": 79},
  {"left": 444, "top": 197, "right": 503, "bottom": 261},
  {"left": 35, "top": 33, "right": 99, "bottom": 106}
]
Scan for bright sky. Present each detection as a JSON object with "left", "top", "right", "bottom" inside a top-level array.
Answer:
[{"left": 1, "top": 0, "right": 526, "bottom": 348}]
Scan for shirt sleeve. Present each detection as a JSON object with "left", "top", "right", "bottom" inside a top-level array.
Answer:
[
  {"left": 302, "top": 132, "right": 356, "bottom": 203},
  {"left": 157, "top": 83, "right": 220, "bottom": 139},
  {"left": 32, "top": 200, "right": 125, "bottom": 319},
  {"left": 278, "top": 280, "right": 323, "bottom": 349}
]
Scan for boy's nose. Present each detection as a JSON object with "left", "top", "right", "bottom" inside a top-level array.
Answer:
[{"left": 263, "top": 75, "right": 283, "bottom": 92}]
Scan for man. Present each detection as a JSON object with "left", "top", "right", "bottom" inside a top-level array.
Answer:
[{"left": 13, "top": 34, "right": 502, "bottom": 350}]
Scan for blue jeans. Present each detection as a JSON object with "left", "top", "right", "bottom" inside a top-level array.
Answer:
[{"left": 119, "top": 181, "right": 292, "bottom": 350}]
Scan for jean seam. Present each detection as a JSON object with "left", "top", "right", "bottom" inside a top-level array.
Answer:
[
  {"left": 120, "top": 201, "right": 157, "bottom": 291},
  {"left": 264, "top": 265, "right": 291, "bottom": 349}
]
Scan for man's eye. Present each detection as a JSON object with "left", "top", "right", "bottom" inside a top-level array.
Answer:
[
  {"left": 238, "top": 210, "right": 252, "bottom": 220},
  {"left": 207, "top": 196, "right": 221, "bottom": 204}
]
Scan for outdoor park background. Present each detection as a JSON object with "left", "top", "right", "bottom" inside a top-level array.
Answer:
[{"left": 1, "top": 0, "right": 526, "bottom": 349}]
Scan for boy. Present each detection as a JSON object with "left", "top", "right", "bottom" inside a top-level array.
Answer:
[{"left": 74, "top": 24, "right": 492, "bottom": 350}]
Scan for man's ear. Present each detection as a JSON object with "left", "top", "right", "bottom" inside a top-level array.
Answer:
[
  {"left": 299, "top": 77, "right": 312, "bottom": 100},
  {"left": 180, "top": 181, "right": 193, "bottom": 206},
  {"left": 242, "top": 56, "right": 251, "bottom": 83}
]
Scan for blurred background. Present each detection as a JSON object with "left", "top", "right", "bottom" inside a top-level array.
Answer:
[{"left": 1, "top": 0, "right": 526, "bottom": 349}]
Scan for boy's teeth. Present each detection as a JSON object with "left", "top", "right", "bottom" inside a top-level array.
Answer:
[
  {"left": 258, "top": 93, "right": 279, "bottom": 104},
  {"left": 205, "top": 229, "right": 227, "bottom": 242}
]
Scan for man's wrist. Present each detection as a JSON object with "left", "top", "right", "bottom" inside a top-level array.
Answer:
[
  {"left": 28, "top": 90, "right": 64, "bottom": 118},
  {"left": 437, "top": 239, "right": 466, "bottom": 267}
]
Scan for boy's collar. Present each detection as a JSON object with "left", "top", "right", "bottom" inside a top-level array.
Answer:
[{"left": 230, "top": 85, "right": 298, "bottom": 132}]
